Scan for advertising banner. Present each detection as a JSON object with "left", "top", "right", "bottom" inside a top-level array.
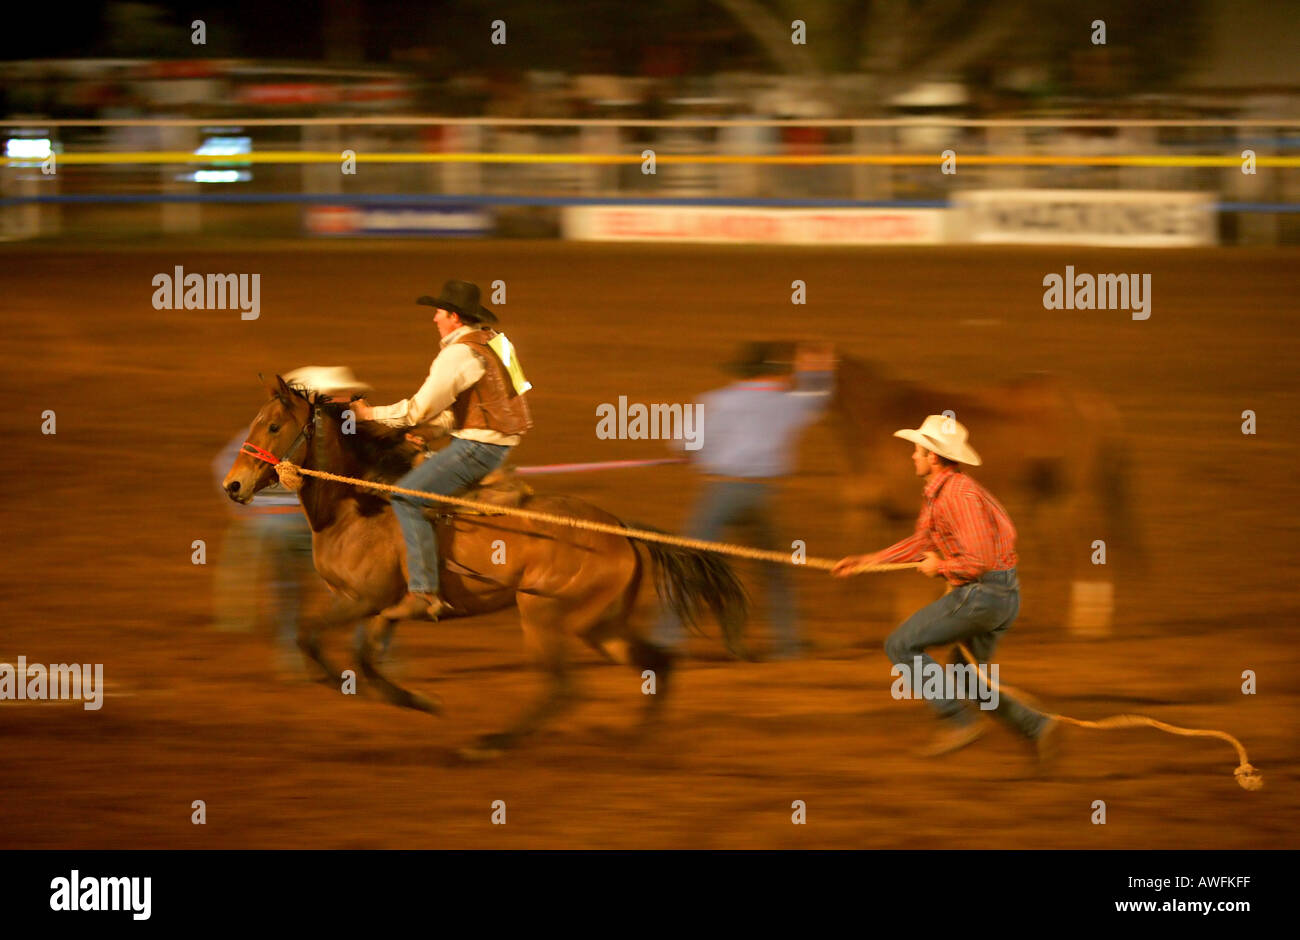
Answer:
[
  {"left": 304, "top": 204, "right": 491, "bottom": 237},
  {"left": 952, "top": 190, "right": 1216, "bottom": 247},
  {"left": 562, "top": 205, "right": 945, "bottom": 245}
]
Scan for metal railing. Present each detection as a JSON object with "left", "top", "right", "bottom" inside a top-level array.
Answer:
[{"left": 3, "top": 117, "right": 1299, "bottom": 239}]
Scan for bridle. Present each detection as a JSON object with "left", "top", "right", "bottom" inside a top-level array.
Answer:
[{"left": 240, "top": 396, "right": 320, "bottom": 470}]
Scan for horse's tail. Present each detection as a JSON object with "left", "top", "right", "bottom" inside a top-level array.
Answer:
[
  {"left": 1098, "top": 432, "right": 1147, "bottom": 574},
  {"left": 626, "top": 522, "right": 749, "bottom": 650}
]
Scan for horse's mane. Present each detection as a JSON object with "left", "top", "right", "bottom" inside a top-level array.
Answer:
[
  {"left": 315, "top": 399, "right": 422, "bottom": 482},
  {"left": 279, "top": 384, "right": 422, "bottom": 484}
]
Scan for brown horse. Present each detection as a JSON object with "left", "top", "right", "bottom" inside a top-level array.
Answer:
[
  {"left": 832, "top": 356, "right": 1142, "bottom": 635},
  {"left": 222, "top": 375, "right": 747, "bottom": 758}
]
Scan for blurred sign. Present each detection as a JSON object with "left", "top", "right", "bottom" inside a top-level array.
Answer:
[
  {"left": 4, "top": 138, "right": 52, "bottom": 164},
  {"left": 238, "top": 83, "right": 335, "bottom": 105},
  {"left": 303, "top": 204, "right": 491, "bottom": 237},
  {"left": 144, "top": 60, "right": 221, "bottom": 78},
  {"left": 563, "top": 206, "right": 944, "bottom": 244},
  {"left": 953, "top": 190, "right": 1216, "bottom": 247},
  {"left": 235, "top": 81, "right": 411, "bottom": 107},
  {"left": 185, "top": 134, "right": 253, "bottom": 183}
]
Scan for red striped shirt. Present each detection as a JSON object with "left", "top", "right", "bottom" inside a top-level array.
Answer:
[{"left": 875, "top": 468, "right": 1018, "bottom": 585}]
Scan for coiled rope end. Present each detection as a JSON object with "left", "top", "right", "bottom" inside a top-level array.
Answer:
[{"left": 1234, "top": 763, "right": 1263, "bottom": 791}]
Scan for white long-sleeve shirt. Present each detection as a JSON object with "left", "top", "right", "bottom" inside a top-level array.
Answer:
[{"left": 369, "top": 326, "right": 521, "bottom": 446}]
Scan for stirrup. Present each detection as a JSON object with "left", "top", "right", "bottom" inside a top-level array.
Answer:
[
  {"left": 381, "top": 592, "right": 438, "bottom": 621},
  {"left": 427, "top": 595, "right": 456, "bottom": 621}
]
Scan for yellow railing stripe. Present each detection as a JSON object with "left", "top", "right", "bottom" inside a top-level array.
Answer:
[{"left": 6, "top": 152, "right": 1298, "bottom": 168}]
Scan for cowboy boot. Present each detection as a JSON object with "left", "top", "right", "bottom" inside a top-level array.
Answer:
[
  {"left": 914, "top": 720, "right": 985, "bottom": 758},
  {"left": 381, "top": 591, "right": 439, "bottom": 621},
  {"left": 1033, "top": 717, "right": 1062, "bottom": 769}
]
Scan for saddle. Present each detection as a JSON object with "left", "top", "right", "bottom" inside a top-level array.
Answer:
[{"left": 419, "top": 465, "right": 532, "bottom": 521}]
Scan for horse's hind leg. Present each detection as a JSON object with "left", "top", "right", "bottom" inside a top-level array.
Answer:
[
  {"left": 356, "top": 615, "right": 441, "bottom": 714},
  {"left": 583, "top": 603, "right": 675, "bottom": 728},
  {"left": 459, "top": 596, "right": 578, "bottom": 760}
]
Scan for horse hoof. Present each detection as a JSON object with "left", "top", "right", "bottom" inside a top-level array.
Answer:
[
  {"left": 409, "top": 691, "right": 443, "bottom": 715},
  {"left": 455, "top": 744, "right": 505, "bottom": 763},
  {"left": 456, "top": 733, "right": 513, "bottom": 762}
]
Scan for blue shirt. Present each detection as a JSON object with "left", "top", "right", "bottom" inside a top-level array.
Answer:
[{"left": 691, "top": 370, "right": 832, "bottom": 478}]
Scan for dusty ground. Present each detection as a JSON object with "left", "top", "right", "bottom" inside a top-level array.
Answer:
[{"left": 0, "top": 240, "right": 1296, "bottom": 848}]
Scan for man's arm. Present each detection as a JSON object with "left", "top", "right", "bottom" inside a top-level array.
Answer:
[
  {"left": 368, "top": 346, "right": 485, "bottom": 429},
  {"left": 831, "top": 518, "right": 935, "bottom": 577},
  {"left": 873, "top": 527, "right": 936, "bottom": 564}
]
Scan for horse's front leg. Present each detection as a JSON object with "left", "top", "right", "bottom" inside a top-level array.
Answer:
[
  {"left": 355, "top": 614, "right": 442, "bottom": 715},
  {"left": 297, "top": 595, "right": 373, "bottom": 685}
]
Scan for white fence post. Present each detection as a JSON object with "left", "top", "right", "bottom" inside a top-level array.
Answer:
[
  {"left": 160, "top": 124, "right": 200, "bottom": 234},
  {"left": 1, "top": 169, "right": 42, "bottom": 240},
  {"left": 304, "top": 123, "right": 342, "bottom": 196},
  {"left": 445, "top": 124, "right": 481, "bottom": 196}
]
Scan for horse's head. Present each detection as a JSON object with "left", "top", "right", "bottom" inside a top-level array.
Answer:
[{"left": 222, "top": 374, "right": 315, "bottom": 504}]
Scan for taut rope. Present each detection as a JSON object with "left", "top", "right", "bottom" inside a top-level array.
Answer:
[{"left": 271, "top": 460, "right": 915, "bottom": 575}]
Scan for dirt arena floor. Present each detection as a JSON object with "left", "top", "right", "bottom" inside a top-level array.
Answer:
[{"left": 1, "top": 239, "right": 1296, "bottom": 848}]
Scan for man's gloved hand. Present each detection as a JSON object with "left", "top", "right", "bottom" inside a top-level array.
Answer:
[{"left": 404, "top": 420, "right": 450, "bottom": 450}]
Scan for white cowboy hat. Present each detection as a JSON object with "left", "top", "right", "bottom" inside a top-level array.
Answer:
[
  {"left": 894, "top": 414, "right": 983, "bottom": 466},
  {"left": 283, "top": 366, "right": 372, "bottom": 399}
]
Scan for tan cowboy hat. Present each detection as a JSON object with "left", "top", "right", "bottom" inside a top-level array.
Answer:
[
  {"left": 894, "top": 414, "right": 983, "bottom": 466},
  {"left": 283, "top": 366, "right": 372, "bottom": 399}
]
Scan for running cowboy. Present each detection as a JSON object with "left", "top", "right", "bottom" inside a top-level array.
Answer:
[
  {"left": 831, "top": 415, "right": 1057, "bottom": 760},
  {"left": 351, "top": 280, "right": 532, "bottom": 621}
]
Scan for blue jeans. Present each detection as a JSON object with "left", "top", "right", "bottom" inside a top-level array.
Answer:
[
  {"left": 882, "top": 568, "right": 1047, "bottom": 739},
  {"left": 653, "top": 480, "right": 798, "bottom": 656},
  {"left": 390, "top": 437, "right": 511, "bottom": 594}
]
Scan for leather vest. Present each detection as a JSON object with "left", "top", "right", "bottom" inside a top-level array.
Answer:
[{"left": 450, "top": 330, "right": 533, "bottom": 436}]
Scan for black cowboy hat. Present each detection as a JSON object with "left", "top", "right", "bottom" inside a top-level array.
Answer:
[
  {"left": 416, "top": 279, "right": 498, "bottom": 325},
  {"left": 727, "top": 340, "right": 795, "bottom": 378}
]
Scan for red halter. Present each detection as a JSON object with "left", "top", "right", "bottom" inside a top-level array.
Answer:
[
  {"left": 239, "top": 441, "right": 282, "bottom": 465},
  {"left": 240, "top": 403, "right": 317, "bottom": 467}
]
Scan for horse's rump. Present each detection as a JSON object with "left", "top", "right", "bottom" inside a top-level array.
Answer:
[
  {"left": 834, "top": 355, "right": 1124, "bottom": 501},
  {"left": 832, "top": 356, "right": 1142, "bottom": 629}
]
